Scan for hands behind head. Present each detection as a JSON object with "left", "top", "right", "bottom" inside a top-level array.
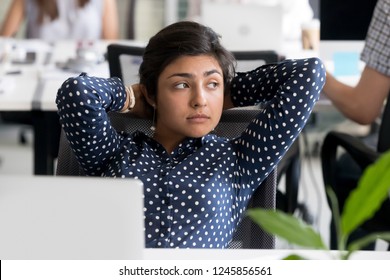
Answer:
[{"left": 126, "top": 84, "right": 154, "bottom": 119}]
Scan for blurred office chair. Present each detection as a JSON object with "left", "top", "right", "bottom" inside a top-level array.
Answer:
[
  {"left": 321, "top": 93, "right": 390, "bottom": 249},
  {"left": 56, "top": 108, "right": 277, "bottom": 249},
  {"left": 0, "top": 112, "right": 32, "bottom": 144},
  {"left": 107, "top": 44, "right": 144, "bottom": 85},
  {"left": 232, "top": 50, "right": 279, "bottom": 72}
]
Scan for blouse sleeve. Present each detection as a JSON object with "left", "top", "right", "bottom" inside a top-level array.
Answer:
[
  {"left": 230, "top": 57, "right": 326, "bottom": 186},
  {"left": 55, "top": 73, "right": 128, "bottom": 175}
]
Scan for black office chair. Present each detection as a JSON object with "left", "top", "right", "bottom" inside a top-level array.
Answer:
[
  {"left": 231, "top": 50, "right": 279, "bottom": 72},
  {"left": 56, "top": 109, "right": 277, "bottom": 249},
  {"left": 107, "top": 44, "right": 144, "bottom": 86},
  {"left": 321, "top": 93, "right": 390, "bottom": 249}
]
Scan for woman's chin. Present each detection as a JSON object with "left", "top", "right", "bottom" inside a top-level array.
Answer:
[{"left": 187, "top": 128, "right": 213, "bottom": 138}]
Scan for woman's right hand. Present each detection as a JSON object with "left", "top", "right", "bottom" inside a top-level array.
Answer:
[{"left": 128, "top": 84, "right": 153, "bottom": 119}]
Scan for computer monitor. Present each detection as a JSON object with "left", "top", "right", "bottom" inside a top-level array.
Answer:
[
  {"left": 318, "top": 0, "right": 377, "bottom": 72},
  {"left": 320, "top": 0, "right": 377, "bottom": 40},
  {"left": 0, "top": 175, "right": 144, "bottom": 260}
]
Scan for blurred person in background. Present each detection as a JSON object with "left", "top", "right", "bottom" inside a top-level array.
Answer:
[
  {"left": 321, "top": 0, "right": 390, "bottom": 249},
  {"left": 0, "top": 0, "right": 119, "bottom": 40},
  {"left": 322, "top": 0, "right": 389, "bottom": 126}
]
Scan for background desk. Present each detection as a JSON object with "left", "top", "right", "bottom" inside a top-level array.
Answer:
[{"left": 0, "top": 39, "right": 143, "bottom": 174}]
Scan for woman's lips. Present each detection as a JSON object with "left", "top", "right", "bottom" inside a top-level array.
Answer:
[{"left": 187, "top": 113, "right": 210, "bottom": 123}]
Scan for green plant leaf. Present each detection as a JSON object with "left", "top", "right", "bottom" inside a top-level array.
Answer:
[
  {"left": 247, "top": 209, "right": 327, "bottom": 249},
  {"left": 283, "top": 254, "right": 307, "bottom": 260},
  {"left": 341, "top": 150, "right": 390, "bottom": 237}
]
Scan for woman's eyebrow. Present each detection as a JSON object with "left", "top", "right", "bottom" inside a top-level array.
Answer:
[
  {"left": 167, "top": 69, "right": 222, "bottom": 79},
  {"left": 204, "top": 69, "right": 222, "bottom": 77},
  {"left": 167, "top": 73, "right": 192, "bottom": 79}
]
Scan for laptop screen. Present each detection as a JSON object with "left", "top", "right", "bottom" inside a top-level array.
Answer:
[{"left": 200, "top": 1, "right": 283, "bottom": 52}]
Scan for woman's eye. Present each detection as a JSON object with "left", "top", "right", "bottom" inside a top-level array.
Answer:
[
  {"left": 208, "top": 82, "right": 219, "bottom": 89},
  {"left": 174, "top": 83, "right": 188, "bottom": 89}
]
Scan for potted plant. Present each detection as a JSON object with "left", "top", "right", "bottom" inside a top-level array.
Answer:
[{"left": 247, "top": 150, "right": 390, "bottom": 259}]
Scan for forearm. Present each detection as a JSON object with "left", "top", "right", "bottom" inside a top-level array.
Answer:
[
  {"left": 0, "top": 0, "right": 25, "bottom": 37},
  {"left": 102, "top": 0, "right": 119, "bottom": 39},
  {"left": 230, "top": 58, "right": 325, "bottom": 108},
  {"left": 234, "top": 58, "right": 325, "bottom": 183},
  {"left": 56, "top": 74, "right": 125, "bottom": 174},
  {"left": 323, "top": 67, "right": 390, "bottom": 124},
  {"left": 322, "top": 72, "right": 360, "bottom": 119}
]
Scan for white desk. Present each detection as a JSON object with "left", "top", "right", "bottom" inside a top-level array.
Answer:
[
  {"left": 143, "top": 248, "right": 390, "bottom": 260},
  {"left": 0, "top": 39, "right": 144, "bottom": 174},
  {"left": 0, "top": 39, "right": 147, "bottom": 110},
  {"left": 0, "top": 40, "right": 105, "bottom": 174}
]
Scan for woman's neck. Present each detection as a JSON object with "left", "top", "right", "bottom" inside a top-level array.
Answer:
[{"left": 153, "top": 132, "right": 185, "bottom": 154}]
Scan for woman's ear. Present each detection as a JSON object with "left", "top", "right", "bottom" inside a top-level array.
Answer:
[{"left": 140, "top": 85, "right": 156, "bottom": 108}]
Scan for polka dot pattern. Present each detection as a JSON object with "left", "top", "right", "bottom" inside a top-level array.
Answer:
[{"left": 56, "top": 57, "right": 326, "bottom": 248}]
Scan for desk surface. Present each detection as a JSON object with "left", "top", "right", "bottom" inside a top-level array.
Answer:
[
  {"left": 0, "top": 39, "right": 146, "bottom": 111},
  {"left": 143, "top": 248, "right": 390, "bottom": 260}
]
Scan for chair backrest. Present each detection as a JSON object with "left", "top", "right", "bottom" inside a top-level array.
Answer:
[
  {"left": 106, "top": 44, "right": 145, "bottom": 85},
  {"left": 232, "top": 50, "right": 279, "bottom": 72},
  {"left": 56, "top": 109, "right": 276, "bottom": 249},
  {"left": 377, "top": 95, "right": 390, "bottom": 153}
]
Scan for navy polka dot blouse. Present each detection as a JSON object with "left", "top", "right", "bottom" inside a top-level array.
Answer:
[{"left": 56, "top": 57, "right": 325, "bottom": 248}]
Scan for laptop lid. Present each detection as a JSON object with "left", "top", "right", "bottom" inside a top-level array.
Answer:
[
  {"left": 200, "top": 1, "right": 283, "bottom": 52},
  {"left": 0, "top": 175, "right": 144, "bottom": 260}
]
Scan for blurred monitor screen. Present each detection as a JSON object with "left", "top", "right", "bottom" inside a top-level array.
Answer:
[{"left": 320, "top": 0, "right": 377, "bottom": 40}]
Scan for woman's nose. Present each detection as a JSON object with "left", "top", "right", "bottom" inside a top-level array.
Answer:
[{"left": 191, "top": 87, "right": 207, "bottom": 108}]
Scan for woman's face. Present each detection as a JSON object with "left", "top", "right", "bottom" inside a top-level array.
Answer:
[{"left": 153, "top": 55, "right": 224, "bottom": 150}]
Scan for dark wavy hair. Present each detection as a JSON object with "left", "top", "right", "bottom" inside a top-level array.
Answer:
[{"left": 139, "top": 21, "right": 236, "bottom": 101}]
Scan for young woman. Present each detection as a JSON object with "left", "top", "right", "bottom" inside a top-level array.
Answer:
[{"left": 56, "top": 21, "right": 325, "bottom": 248}]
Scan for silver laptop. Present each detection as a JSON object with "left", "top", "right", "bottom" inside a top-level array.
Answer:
[
  {"left": 0, "top": 175, "right": 144, "bottom": 260},
  {"left": 200, "top": 1, "right": 283, "bottom": 52}
]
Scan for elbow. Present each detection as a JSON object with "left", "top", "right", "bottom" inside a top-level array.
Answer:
[
  {"left": 56, "top": 75, "right": 87, "bottom": 108},
  {"left": 349, "top": 113, "right": 378, "bottom": 126},
  {"left": 306, "top": 57, "right": 326, "bottom": 99},
  {"left": 309, "top": 57, "right": 326, "bottom": 83},
  {"left": 342, "top": 100, "right": 382, "bottom": 125}
]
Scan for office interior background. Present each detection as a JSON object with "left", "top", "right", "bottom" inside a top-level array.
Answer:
[{"left": 0, "top": 0, "right": 387, "bottom": 251}]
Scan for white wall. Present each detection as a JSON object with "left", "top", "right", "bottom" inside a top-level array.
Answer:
[{"left": 134, "top": 0, "right": 165, "bottom": 41}]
